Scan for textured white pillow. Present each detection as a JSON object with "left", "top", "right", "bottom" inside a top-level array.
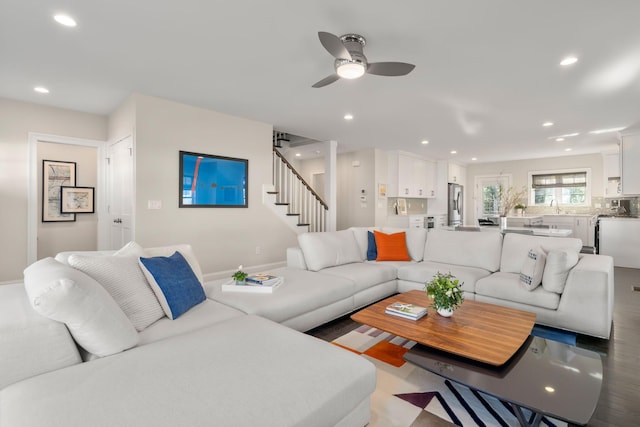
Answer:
[
  {"left": 23, "top": 257, "right": 139, "bottom": 357},
  {"left": 519, "top": 247, "right": 546, "bottom": 291},
  {"left": 542, "top": 250, "right": 579, "bottom": 294},
  {"left": 68, "top": 254, "right": 165, "bottom": 331}
]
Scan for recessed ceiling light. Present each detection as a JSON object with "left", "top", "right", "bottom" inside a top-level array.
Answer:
[
  {"left": 34, "top": 86, "right": 50, "bottom": 94},
  {"left": 295, "top": 153, "right": 301, "bottom": 157},
  {"left": 545, "top": 386, "right": 555, "bottom": 393},
  {"left": 471, "top": 157, "right": 477, "bottom": 161},
  {"left": 589, "top": 127, "right": 625, "bottom": 134},
  {"left": 542, "top": 122, "right": 554, "bottom": 127},
  {"left": 344, "top": 114, "right": 353, "bottom": 120},
  {"left": 450, "top": 150, "right": 457, "bottom": 154},
  {"left": 556, "top": 137, "right": 565, "bottom": 142},
  {"left": 560, "top": 56, "right": 578, "bottom": 66},
  {"left": 421, "top": 140, "right": 429, "bottom": 145},
  {"left": 54, "top": 14, "right": 77, "bottom": 27},
  {"left": 564, "top": 148, "right": 572, "bottom": 152}
]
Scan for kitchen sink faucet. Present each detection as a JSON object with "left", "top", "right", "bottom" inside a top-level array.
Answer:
[{"left": 550, "top": 199, "right": 561, "bottom": 214}]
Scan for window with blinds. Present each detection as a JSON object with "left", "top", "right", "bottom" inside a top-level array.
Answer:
[{"left": 529, "top": 170, "right": 590, "bottom": 206}]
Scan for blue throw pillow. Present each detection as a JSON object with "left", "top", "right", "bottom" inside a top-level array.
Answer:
[
  {"left": 367, "top": 231, "right": 378, "bottom": 261},
  {"left": 139, "top": 251, "right": 206, "bottom": 320}
]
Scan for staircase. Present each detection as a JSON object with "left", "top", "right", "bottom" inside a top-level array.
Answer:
[{"left": 264, "top": 148, "right": 327, "bottom": 234}]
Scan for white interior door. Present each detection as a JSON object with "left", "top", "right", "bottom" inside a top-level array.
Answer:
[{"left": 107, "top": 136, "right": 134, "bottom": 249}]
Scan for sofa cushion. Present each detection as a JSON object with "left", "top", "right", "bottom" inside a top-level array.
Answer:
[
  {"left": 68, "top": 253, "right": 164, "bottom": 331},
  {"left": 542, "top": 249, "right": 579, "bottom": 294},
  {"left": 0, "top": 315, "right": 376, "bottom": 427},
  {"left": 321, "top": 262, "right": 398, "bottom": 293},
  {"left": 424, "top": 229, "right": 503, "bottom": 272},
  {"left": 23, "top": 258, "right": 139, "bottom": 357},
  {"left": 397, "top": 261, "right": 491, "bottom": 293},
  {"left": 382, "top": 227, "right": 428, "bottom": 262},
  {"left": 298, "top": 230, "right": 363, "bottom": 271},
  {"left": 476, "top": 272, "right": 560, "bottom": 310},
  {"left": 208, "top": 268, "right": 356, "bottom": 324},
  {"left": 519, "top": 247, "right": 546, "bottom": 291},
  {"left": 500, "top": 233, "right": 582, "bottom": 274},
  {"left": 139, "top": 251, "right": 206, "bottom": 320},
  {"left": 138, "top": 299, "right": 244, "bottom": 346},
  {"left": 0, "top": 283, "right": 82, "bottom": 389},
  {"left": 349, "top": 227, "right": 380, "bottom": 260},
  {"left": 366, "top": 231, "right": 377, "bottom": 260},
  {"left": 373, "top": 230, "right": 411, "bottom": 261}
]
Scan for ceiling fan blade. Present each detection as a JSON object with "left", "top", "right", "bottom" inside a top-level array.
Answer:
[
  {"left": 367, "top": 62, "right": 415, "bottom": 76},
  {"left": 312, "top": 73, "right": 341, "bottom": 88},
  {"left": 318, "top": 31, "right": 352, "bottom": 60}
]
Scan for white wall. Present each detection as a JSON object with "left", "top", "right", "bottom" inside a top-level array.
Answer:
[
  {"left": 336, "top": 149, "right": 376, "bottom": 230},
  {"left": 0, "top": 98, "right": 107, "bottom": 283},
  {"left": 37, "top": 142, "right": 98, "bottom": 259},
  {"left": 130, "top": 94, "right": 297, "bottom": 276}
]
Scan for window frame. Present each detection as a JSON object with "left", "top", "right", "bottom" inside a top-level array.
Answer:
[{"left": 527, "top": 168, "right": 592, "bottom": 207}]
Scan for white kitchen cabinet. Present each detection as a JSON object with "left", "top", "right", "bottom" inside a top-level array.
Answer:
[
  {"left": 572, "top": 216, "right": 590, "bottom": 246},
  {"left": 424, "top": 159, "right": 437, "bottom": 198},
  {"left": 388, "top": 151, "right": 434, "bottom": 198},
  {"left": 542, "top": 215, "right": 593, "bottom": 246},
  {"left": 603, "top": 152, "right": 622, "bottom": 196},
  {"left": 448, "top": 162, "right": 466, "bottom": 185},
  {"left": 620, "top": 131, "right": 640, "bottom": 195}
]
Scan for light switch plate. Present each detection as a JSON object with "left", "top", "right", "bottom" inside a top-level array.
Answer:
[{"left": 147, "top": 200, "right": 162, "bottom": 210}]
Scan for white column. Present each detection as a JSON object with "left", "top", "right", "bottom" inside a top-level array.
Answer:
[{"left": 324, "top": 140, "right": 337, "bottom": 231}]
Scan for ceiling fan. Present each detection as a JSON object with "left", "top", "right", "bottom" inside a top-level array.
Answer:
[{"left": 312, "top": 31, "right": 415, "bottom": 88}]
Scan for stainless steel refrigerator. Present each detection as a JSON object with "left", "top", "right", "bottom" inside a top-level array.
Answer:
[{"left": 448, "top": 183, "right": 463, "bottom": 226}]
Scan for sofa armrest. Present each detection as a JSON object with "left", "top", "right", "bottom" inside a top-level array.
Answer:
[
  {"left": 286, "top": 246, "right": 308, "bottom": 270},
  {"left": 0, "top": 284, "right": 81, "bottom": 389},
  {"left": 558, "top": 254, "right": 614, "bottom": 338}
]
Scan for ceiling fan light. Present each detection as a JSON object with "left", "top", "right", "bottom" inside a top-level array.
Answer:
[{"left": 337, "top": 62, "right": 365, "bottom": 79}]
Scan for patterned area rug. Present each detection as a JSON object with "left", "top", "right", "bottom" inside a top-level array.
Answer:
[{"left": 332, "top": 325, "right": 568, "bottom": 427}]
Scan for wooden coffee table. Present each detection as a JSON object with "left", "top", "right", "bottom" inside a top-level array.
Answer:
[{"left": 351, "top": 290, "right": 536, "bottom": 366}]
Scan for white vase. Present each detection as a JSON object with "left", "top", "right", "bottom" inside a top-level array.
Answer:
[
  {"left": 499, "top": 216, "right": 508, "bottom": 230},
  {"left": 437, "top": 307, "right": 454, "bottom": 317}
]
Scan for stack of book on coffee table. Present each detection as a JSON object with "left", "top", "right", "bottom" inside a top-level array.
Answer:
[
  {"left": 221, "top": 274, "right": 283, "bottom": 293},
  {"left": 385, "top": 302, "right": 427, "bottom": 320}
]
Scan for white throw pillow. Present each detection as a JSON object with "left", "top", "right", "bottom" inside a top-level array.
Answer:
[
  {"left": 519, "top": 247, "right": 546, "bottom": 291},
  {"left": 542, "top": 250, "right": 579, "bottom": 294},
  {"left": 23, "top": 257, "right": 139, "bottom": 357},
  {"left": 68, "top": 254, "right": 165, "bottom": 331}
]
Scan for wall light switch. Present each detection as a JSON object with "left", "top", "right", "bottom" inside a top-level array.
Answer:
[{"left": 148, "top": 200, "right": 162, "bottom": 210}]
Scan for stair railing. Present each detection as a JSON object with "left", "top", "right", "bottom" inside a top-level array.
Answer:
[{"left": 272, "top": 148, "right": 327, "bottom": 232}]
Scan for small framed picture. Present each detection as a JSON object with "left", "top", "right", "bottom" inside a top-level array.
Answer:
[{"left": 60, "top": 186, "right": 95, "bottom": 214}]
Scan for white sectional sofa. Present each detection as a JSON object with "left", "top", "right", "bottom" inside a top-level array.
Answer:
[
  {"left": 286, "top": 227, "right": 614, "bottom": 339},
  {"left": 0, "top": 243, "right": 376, "bottom": 427},
  {"left": 0, "top": 227, "right": 614, "bottom": 426}
]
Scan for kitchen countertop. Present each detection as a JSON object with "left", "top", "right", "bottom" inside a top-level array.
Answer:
[{"left": 444, "top": 226, "right": 573, "bottom": 237}]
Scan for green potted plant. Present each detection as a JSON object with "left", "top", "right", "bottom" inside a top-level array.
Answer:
[
  {"left": 514, "top": 203, "right": 526, "bottom": 217},
  {"left": 425, "top": 272, "right": 464, "bottom": 317},
  {"left": 232, "top": 265, "right": 248, "bottom": 284}
]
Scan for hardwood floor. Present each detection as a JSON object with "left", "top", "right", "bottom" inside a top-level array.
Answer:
[{"left": 307, "top": 267, "right": 640, "bottom": 427}]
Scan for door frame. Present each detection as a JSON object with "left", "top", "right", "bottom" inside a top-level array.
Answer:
[
  {"left": 27, "top": 132, "right": 107, "bottom": 264},
  {"left": 473, "top": 174, "right": 512, "bottom": 224}
]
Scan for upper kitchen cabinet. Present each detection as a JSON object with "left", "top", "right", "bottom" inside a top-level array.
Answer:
[
  {"left": 388, "top": 151, "right": 436, "bottom": 198},
  {"left": 603, "top": 152, "right": 622, "bottom": 197},
  {"left": 620, "top": 130, "right": 640, "bottom": 195},
  {"left": 448, "top": 162, "right": 466, "bottom": 185}
]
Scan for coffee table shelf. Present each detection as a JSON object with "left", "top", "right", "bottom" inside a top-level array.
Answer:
[{"left": 351, "top": 290, "right": 536, "bottom": 366}]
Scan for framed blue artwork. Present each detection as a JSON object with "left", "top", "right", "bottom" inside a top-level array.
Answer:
[{"left": 179, "top": 151, "right": 248, "bottom": 208}]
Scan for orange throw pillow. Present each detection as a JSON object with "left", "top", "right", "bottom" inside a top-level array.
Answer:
[{"left": 373, "top": 231, "right": 411, "bottom": 261}]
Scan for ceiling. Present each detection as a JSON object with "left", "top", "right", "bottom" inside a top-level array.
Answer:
[{"left": 2, "top": 0, "right": 640, "bottom": 164}]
